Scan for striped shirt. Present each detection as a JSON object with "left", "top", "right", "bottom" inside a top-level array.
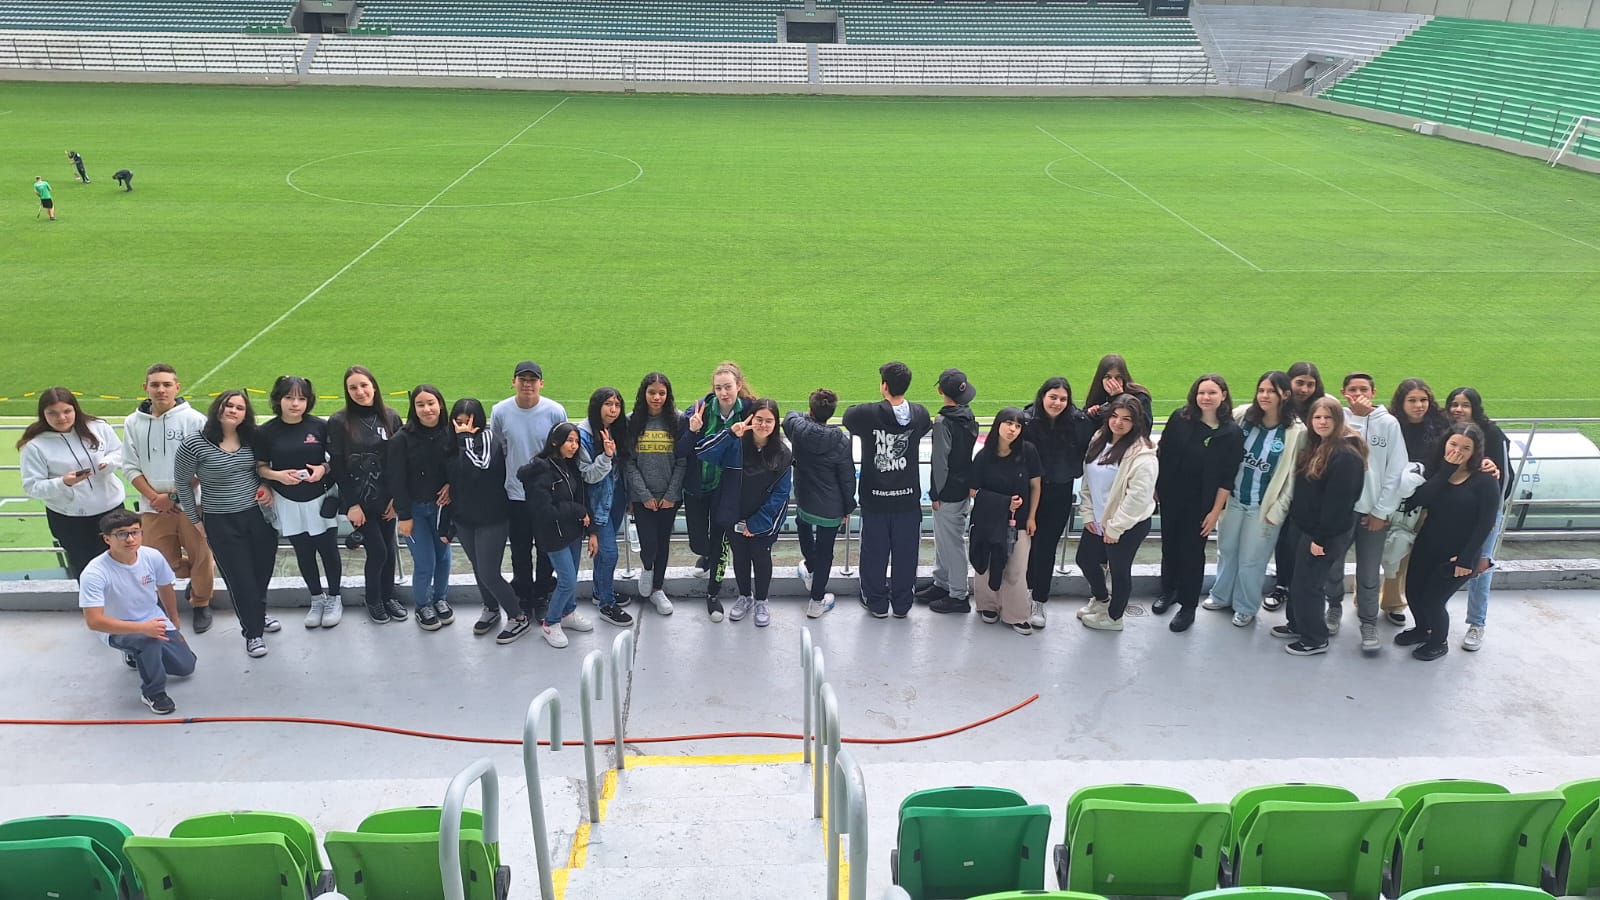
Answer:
[
  {"left": 173, "top": 433, "right": 262, "bottom": 524},
  {"left": 1234, "top": 423, "right": 1287, "bottom": 509}
]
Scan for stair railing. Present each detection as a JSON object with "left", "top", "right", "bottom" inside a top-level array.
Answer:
[
  {"left": 440, "top": 757, "right": 500, "bottom": 900},
  {"left": 610, "top": 630, "right": 635, "bottom": 770},
  {"left": 579, "top": 649, "right": 606, "bottom": 821},
  {"left": 811, "top": 645, "right": 828, "bottom": 817},
  {"left": 521, "top": 688, "right": 563, "bottom": 900},
  {"left": 831, "top": 746, "right": 868, "bottom": 900}
]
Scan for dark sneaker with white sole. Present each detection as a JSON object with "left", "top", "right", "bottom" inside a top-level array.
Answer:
[
  {"left": 474, "top": 607, "right": 501, "bottom": 636},
  {"left": 1285, "top": 640, "right": 1329, "bottom": 656},
  {"left": 598, "top": 604, "right": 634, "bottom": 627},
  {"left": 384, "top": 598, "right": 409, "bottom": 621},
  {"left": 416, "top": 606, "right": 442, "bottom": 631},
  {"left": 496, "top": 617, "right": 533, "bottom": 645},
  {"left": 141, "top": 691, "right": 176, "bottom": 715},
  {"left": 191, "top": 605, "right": 214, "bottom": 634},
  {"left": 433, "top": 599, "right": 454, "bottom": 625}
]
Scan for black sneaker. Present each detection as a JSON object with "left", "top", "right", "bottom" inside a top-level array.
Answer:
[
  {"left": 1412, "top": 643, "right": 1448, "bottom": 662},
  {"left": 598, "top": 604, "right": 634, "bottom": 627},
  {"left": 416, "top": 606, "right": 442, "bottom": 631},
  {"left": 614, "top": 594, "right": 633, "bottom": 608},
  {"left": 1168, "top": 606, "right": 1196, "bottom": 633},
  {"left": 706, "top": 595, "right": 725, "bottom": 623},
  {"left": 914, "top": 583, "right": 949, "bottom": 604},
  {"left": 191, "top": 605, "right": 214, "bottom": 634},
  {"left": 384, "top": 598, "right": 409, "bottom": 621},
  {"left": 978, "top": 610, "right": 1000, "bottom": 624},
  {"left": 124, "top": 652, "right": 138, "bottom": 669},
  {"left": 1011, "top": 621, "right": 1034, "bottom": 636},
  {"left": 141, "top": 691, "right": 176, "bottom": 715},
  {"left": 496, "top": 617, "right": 532, "bottom": 645},
  {"left": 1270, "top": 625, "right": 1299, "bottom": 640},
  {"left": 857, "top": 596, "right": 889, "bottom": 619},
  {"left": 1385, "top": 610, "right": 1408, "bottom": 626},
  {"left": 1394, "top": 628, "right": 1428, "bottom": 647},
  {"left": 1262, "top": 586, "right": 1287, "bottom": 612},
  {"left": 1285, "top": 640, "right": 1329, "bottom": 656},
  {"left": 367, "top": 601, "right": 391, "bottom": 624},
  {"left": 928, "top": 596, "right": 972, "bottom": 615},
  {"left": 1151, "top": 594, "right": 1174, "bottom": 615},
  {"left": 474, "top": 607, "right": 502, "bottom": 636},
  {"left": 433, "top": 599, "right": 454, "bottom": 625}
]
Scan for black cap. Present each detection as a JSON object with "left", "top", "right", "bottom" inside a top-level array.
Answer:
[
  {"left": 938, "top": 368, "right": 976, "bottom": 404},
  {"left": 514, "top": 361, "right": 543, "bottom": 380}
]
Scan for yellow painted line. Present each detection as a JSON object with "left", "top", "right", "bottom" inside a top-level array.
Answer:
[
  {"left": 567, "top": 821, "right": 591, "bottom": 868},
  {"left": 627, "top": 751, "right": 805, "bottom": 768},
  {"left": 599, "top": 769, "right": 618, "bottom": 821},
  {"left": 552, "top": 866, "right": 570, "bottom": 900}
]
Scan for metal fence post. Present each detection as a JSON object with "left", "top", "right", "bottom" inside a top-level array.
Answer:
[
  {"left": 811, "top": 646, "right": 827, "bottom": 818},
  {"left": 440, "top": 757, "right": 501, "bottom": 900},
  {"left": 610, "top": 630, "right": 634, "bottom": 770},
  {"left": 820, "top": 683, "right": 841, "bottom": 900},
  {"left": 801, "top": 627, "right": 814, "bottom": 765},
  {"left": 520, "top": 688, "right": 562, "bottom": 900}
]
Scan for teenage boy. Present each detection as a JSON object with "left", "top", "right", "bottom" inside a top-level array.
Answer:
[
  {"left": 784, "top": 389, "right": 857, "bottom": 619},
  {"left": 842, "top": 362, "right": 932, "bottom": 619},
  {"left": 491, "top": 361, "right": 566, "bottom": 625},
  {"left": 1330, "top": 372, "right": 1409, "bottom": 653},
  {"left": 67, "top": 150, "right": 90, "bottom": 183},
  {"left": 80, "top": 509, "right": 197, "bottom": 716},
  {"left": 920, "top": 369, "right": 978, "bottom": 615},
  {"left": 123, "top": 364, "right": 216, "bottom": 633}
]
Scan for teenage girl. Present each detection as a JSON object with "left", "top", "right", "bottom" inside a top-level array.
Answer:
[
  {"left": 254, "top": 375, "right": 342, "bottom": 628},
  {"left": 329, "top": 365, "right": 405, "bottom": 624},
  {"left": 680, "top": 361, "right": 755, "bottom": 621},
  {"left": 968, "top": 408, "right": 1043, "bottom": 636},
  {"left": 1076, "top": 395, "right": 1159, "bottom": 632},
  {"left": 624, "top": 372, "right": 686, "bottom": 615},
  {"left": 696, "top": 398, "right": 793, "bottom": 628},
  {"left": 1380, "top": 377, "right": 1452, "bottom": 620},
  {"left": 19, "top": 387, "right": 126, "bottom": 579},
  {"left": 1019, "top": 377, "right": 1094, "bottom": 629},
  {"left": 520, "top": 423, "right": 595, "bottom": 649},
  {"left": 1082, "top": 353, "right": 1154, "bottom": 428},
  {"left": 1265, "top": 361, "right": 1329, "bottom": 611},
  {"left": 1278, "top": 397, "right": 1367, "bottom": 656},
  {"left": 577, "top": 387, "right": 636, "bottom": 628},
  {"left": 1154, "top": 374, "right": 1244, "bottom": 634},
  {"left": 389, "top": 384, "right": 455, "bottom": 631},
  {"left": 442, "top": 398, "right": 526, "bottom": 644},
  {"left": 1446, "top": 387, "right": 1511, "bottom": 652}
]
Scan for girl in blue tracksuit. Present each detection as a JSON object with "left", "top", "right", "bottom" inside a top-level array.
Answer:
[
  {"left": 696, "top": 397, "right": 792, "bottom": 628},
  {"left": 577, "top": 387, "right": 635, "bottom": 628}
]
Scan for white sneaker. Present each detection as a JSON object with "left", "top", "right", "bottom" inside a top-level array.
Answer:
[
  {"left": 562, "top": 610, "right": 594, "bottom": 633},
  {"left": 807, "top": 593, "right": 837, "bottom": 619},
  {"left": 322, "top": 596, "right": 343, "bottom": 628},
  {"left": 1076, "top": 598, "right": 1107, "bottom": 621},
  {"left": 541, "top": 621, "right": 568, "bottom": 648},
  {"left": 728, "top": 595, "right": 755, "bottom": 622},
  {"left": 1201, "top": 596, "right": 1231, "bottom": 611},
  {"left": 636, "top": 569, "right": 650, "bottom": 598},
  {"left": 263, "top": 615, "right": 282, "bottom": 633},
  {"left": 797, "top": 560, "right": 813, "bottom": 593},
  {"left": 1081, "top": 608, "right": 1123, "bottom": 631},
  {"left": 1029, "top": 601, "right": 1046, "bottom": 629},
  {"left": 753, "top": 599, "right": 771, "bottom": 627},
  {"left": 1232, "top": 612, "right": 1256, "bottom": 627},
  {"left": 304, "top": 596, "right": 326, "bottom": 628},
  {"left": 1360, "top": 622, "right": 1380, "bottom": 652},
  {"left": 1462, "top": 624, "right": 1485, "bottom": 651},
  {"left": 649, "top": 590, "right": 674, "bottom": 615}
]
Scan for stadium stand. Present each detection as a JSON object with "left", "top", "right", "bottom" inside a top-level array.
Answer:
[
  {"left": 826, "top": 0, "right": 1201, "bottom": 46},
  {"left": 354, "top": 0, "right": 785, "bottom": 42},
  {"left": 1323, "top": 17, "right": 1600, "bottom": 158},
  {"left": 0, "top": 30, "right": 305, "bottom": 73},
  {"left": 0, "top": 0, "right": 295, "bottom": 33},
  {"left": 1188, "top": 2, "right": 1427, "bottom": 89},
  {"left": 815, "top": 44, "right": 1214, "bottom": 84}
]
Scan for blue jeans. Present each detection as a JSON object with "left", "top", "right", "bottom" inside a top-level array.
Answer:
[
  {"left": 590, "top": 490, "right": 627, "bottom": 607},
  {"left": 109, "top": 631, "right": 197, "bottom": 699},
  {"left": 1465, "top": 506, "right": 1505, "bottom": 627},
  {"left": 402, "top": 502, "right": 452, "bottom": 609},
  {"left": 545, "top": 540, "right": 583, "bottom": 625},
  {"left": 1210, "top": 498, "right": 1282, "bottom": 617}
]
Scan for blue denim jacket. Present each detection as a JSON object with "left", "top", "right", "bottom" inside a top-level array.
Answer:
[{"left": 577, "top": 424, "right": 617, "bottom": 528}]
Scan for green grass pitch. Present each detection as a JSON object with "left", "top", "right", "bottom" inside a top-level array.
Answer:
[{"left": 1, "top": 81, "right": 1597, "bottom": 566}]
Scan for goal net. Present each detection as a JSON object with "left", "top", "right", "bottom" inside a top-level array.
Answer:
[{"left": 1549, "top": 114, "right": 1600, "bottom": 168}]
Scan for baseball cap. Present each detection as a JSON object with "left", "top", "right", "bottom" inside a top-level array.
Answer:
[
  {"left": 938, "top": 368, "right": 976, "bottom": 404},
  {"left": 514, "top": 361, "right": 544, "bottom": 380}
]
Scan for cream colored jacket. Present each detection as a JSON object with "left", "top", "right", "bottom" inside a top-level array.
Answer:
[
  {"left": 1077, "top": 440, "right": 1158, "bottom": 541},
  {"left": 1224, "top": 403, "right": 1307, "bottom": 527}
]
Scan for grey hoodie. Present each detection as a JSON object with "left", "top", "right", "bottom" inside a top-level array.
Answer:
[{"left": 123, "top": 398, "right": 207, "bottom": 494}]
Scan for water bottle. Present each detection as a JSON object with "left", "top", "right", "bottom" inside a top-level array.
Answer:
[{"left": 627, "top": 521, "right": 641, "bottom": 553}]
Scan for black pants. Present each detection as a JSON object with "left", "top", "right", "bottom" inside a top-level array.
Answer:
[
  {"left": 205, "top": 507, "right": 277, "bottom": 639},
  {"left": 1077, "top": 518, "right": 1152, "bottom": 620},
  {"left": 633, "top": 502, "right": 679, "bottom": 593},
  {"left": 507, "top": 499, "right": 556, "bottom": 607},
  {"left": 1273, "top": 522, "right": 1296, "bottom": 590},
  {"left": 116, "top": 173, "right": 132, "bottom": 191},
  {"left": 1158, "top": 497, "right": 1208, "bottom": 610},
  {"left": 684, "top": 494, "right": 730, "bottom": 597},
  {"left": 1405, "top": 552, "right": 1469, "bottom": 650},
  {"left": 797, "top": 520, "right": 840, "bottom": 602},
  {"left": 457, "top": 519, "right": 520, "bottom": 618},
  {"left": 47, "top": 505, "right": 120, "bottom": 580},
  {"left": 730, "top": 530, "right": 777, "bottom": 601},
  {"left": 352, "top": 503, "right": 398, "bottom": 608},
  {"left": 287, "top": 530, "right": 341, "bottom": 596},
  {"left": 1285, "top": 518, "right": 1356, "bottom": 646},
  {"left": 1026, "top": 482, "right": 1075, "bottom": 603},
  {"left": 859, "top": 511, "right": 921, "bottom": 616}
]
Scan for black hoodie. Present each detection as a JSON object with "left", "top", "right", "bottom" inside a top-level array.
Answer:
[
  {"left": 783, "top": 411, "right": 857, "bottom": 521},
  {"left": 518, "top": 455, "right": 592, "bottom": 550},
  {"left": 842, "top": 399, "right": 932, "bottom": 515},
  {"left": 387, "top": 422, "right": 454, "bottom": 521}
]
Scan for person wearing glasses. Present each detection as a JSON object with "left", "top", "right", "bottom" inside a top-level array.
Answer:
[{"left": 79, "top": 509, "right": 197, "bottom": 716}]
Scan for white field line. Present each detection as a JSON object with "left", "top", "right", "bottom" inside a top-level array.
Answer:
[
  {"left": 1036, "top": 125, "right": 1262, "bottom": 272},
  {"left": 190, "top": 96, "right": 571, "bottom": 392},
  {"left": 1245, "top": 149, "right": 1393, "bottom": 211}
]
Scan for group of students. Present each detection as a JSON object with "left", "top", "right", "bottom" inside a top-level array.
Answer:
[{"left": 21, "top": 355, "right": 1510, "bottom": 710}]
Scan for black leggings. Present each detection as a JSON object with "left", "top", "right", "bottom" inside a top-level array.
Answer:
[
  {"left": 47, "top": 506, "right": 120, "bottom": 580},
  {"left": 287, "top": 530, "right": 342, "bottom": 596},
  {"left": 353, "top": 503, "right": 397, "bottom": 606},
  {"left": 1077, "top": 518, "right": 1152, "bottom": 620},
  {"left": 633, "top": 502, "right": 679, "bottom": 592},
  {"left": 730, "top": 531, "right": 776, "bottom": 601},
  {"left": 1158, "top": 497, "right": 1208, "bottom": 610},
  {"left": 797, "top": 520, "right": 840, "bottom": 602},
  {"left": 1026, "top": 483, "right": 1075, "bottom": 603},
  {"left": 1273, "top": 522, "right": 1296, "bottom": 590},
  {"left": 1405, "top": 552, "right": 1470, "bottom": 650},
  {"left": 685, "top": 494, "right": 730, "bottom": 596}
]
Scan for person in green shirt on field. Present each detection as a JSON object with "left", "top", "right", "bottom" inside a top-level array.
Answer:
[{"left": 34, "top": 176, "right": 55, "bottom": 220}]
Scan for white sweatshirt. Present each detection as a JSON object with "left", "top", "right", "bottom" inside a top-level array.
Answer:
[
  {"left": 123, "top": 399, "right": 207, "bottom": 494},
  {"left": 21, "top": 420, "right": 128, "bottom": 516},
  {"left": 1345, "top": 404, "right": 1408, "bottom": 520}
]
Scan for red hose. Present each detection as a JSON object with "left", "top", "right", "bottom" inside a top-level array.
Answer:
[{"left": 0, "top": 694, "right": 1037, "bottom": 748}]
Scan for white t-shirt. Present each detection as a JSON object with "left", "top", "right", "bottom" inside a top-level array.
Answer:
[
  {"left": 79, "top": 547, "right": 175, "bottom": 643},
  {"left": 1084, "top": 460, "right": 1118, "bottom": 527}
]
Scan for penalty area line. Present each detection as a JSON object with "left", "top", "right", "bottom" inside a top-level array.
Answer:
[{"left": 190, "top": 96, "right": 572, "bottom": 391}]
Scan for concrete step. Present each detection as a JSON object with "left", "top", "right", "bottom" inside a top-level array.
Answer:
[
  {"left": 584, "top": 818, "right": 823, "bottom": 868},
  {"left": 606, "top": 792, "right": 816, "bottom": 826},
  {"left": 562, "top": 861, "right": 828, "bottom": 900},
  {"left": 615, "top": 762, "right": 813, "bottom": 800}
]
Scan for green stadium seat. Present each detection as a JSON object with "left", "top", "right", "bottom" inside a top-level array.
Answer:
[
  {"left": 325, "top": 806, "right": 507, "bottom": 900},
  {"left": 1055, "top": 798, "right": 1230, "bottom": 896},
  {"left": 898, "top": 786, "right": 1030, "bottom": 815},
  {"left": 0, "top": 814, "right": 137, "bottom": 898},
  {"left": 968, "top": 893, "right": 1109, "bottom": 900},
  {"left": 1221, "top": 783, "right": 1359, "bottom": 879},
  {"left": 1386, "top": 791, "right": 1566, "bottom": 898},
  {"left": 1190, "top": 888, "right": 1333, "bottom": 900},
  {"left": 890, "top": 803, "right": 1053, "bottom": 900},
  {"left": 0, "top": 835, "right": 124, "bottom": 900},
  {"left": 170, "top": 810, "right": 332, "bottom": 895},
  {"left": 124, "top": 832, "right": 313, "bottom": 900},
  {"left": 1229, "top": 798, "right": 1402, "bottom": 900},
  {"left": 1386, "top": 779, "right": 1508, "bottom": 814},
  {"left": 1545, "top": 777, "right": 1600, "bottom": 895},
  {"left": 1395, "top": 884, "right": 1554, "bottom": 900}
]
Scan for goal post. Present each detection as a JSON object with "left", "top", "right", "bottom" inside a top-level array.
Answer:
[{"left": 1548, "top": 114, "right": 1600, "bottom": 168}]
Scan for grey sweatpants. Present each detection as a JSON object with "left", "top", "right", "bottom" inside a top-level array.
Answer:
[
  {"left": 1326, "top": 517, "right": 1388, "bottom": 626},
  {"left": 930, "top": 499, "right": 971, "bottom": 600}
]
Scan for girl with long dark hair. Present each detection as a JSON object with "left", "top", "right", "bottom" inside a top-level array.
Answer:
[
  {"left": 519, "top": 423, "right": 596, "bottom": 649},
  {"left": 1082, "top": 353, "right": 1154, "bottom": 427},
  {"left": 577, "top": 387, "right": 635, "bottom": 628},
  {"left": 625, "top": 372, "right": 686, "bottom": 615},
  {"left": 174, "top": 390, "right": 280, "bottom": 657},
  {"left": 697, "top": 398, "right": 793, "bottom": 628},
  {"left": 19, "top": 387, "right": 125, "bottom": 579},
  {"left": 1019, "top": 376, "right": 1095, "bottom": 629},
  {"left": 442, "top": 398, "right": 526, "bottom": 643},
  {"left": 1076, "top": 395, "right": 1158, "bottom": 632},
  {"left": 968, "top": 407, "right": 1043, "bottom": 636},
  {"left": 254, "top": 375, "right": 342, "bottom": 628},
  {"left": 1445, "top": 387, "right": 1511, "bottom": 652},
  {"left": 328, "top": 365, "right": 405, "bottom": 624},
  {"left": 1277, "top": 397, "right": 1367, "bottom": 656},
  {"left": 1379, "top": 377, "right": 1452, "bottom": 623},
  {"left": 1154, "top": 374, "right": 1245, "bottom": 633},
  {"left": 389, "top": 384, "right": 455, "bottom": 631}
]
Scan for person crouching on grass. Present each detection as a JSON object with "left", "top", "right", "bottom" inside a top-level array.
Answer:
[
  {"left": 81, "top": 508, "right": 197, "bottom": 715},
  {"left": 696, "top": 398, "right": 793, "bottom": 628}
]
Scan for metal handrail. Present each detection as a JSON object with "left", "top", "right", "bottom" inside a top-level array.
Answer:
[
  {"left": 521, "top": 688, "right": 562, "bottom": 900},
  {"left": 801, "top": 626, "right": 815, "bottom": 765},
  {"left": 610, "top": 630, "right": 634, "bottom": 770},
  {"left": 819, "top": 682, "right": 842, "bottom": 899},
  {"left": 832, "top": 747, "right": 868, "bottom": 900},
  {"left": 440, "top": 757, "right": 500, "bottom": 900},
  {"left": 811, "top": 646, "right": 828, "bottom": 818},
  {"left": 578, "top": 650, "right": 606, "bottom": 822}
]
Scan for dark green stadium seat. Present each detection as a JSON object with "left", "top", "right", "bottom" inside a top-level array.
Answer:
[
  {"left": 1545, "top": 777, "right": 1600, "bottom": 895},
  {"left": 1386, "top": 791, "right": 1565, "bottom": 898},
  {"left": 891, "top": 803, "right": 1053, "bottom": 900},
  {"left": 898, "top": 786, "right": 1030, "bottom": 815},
  {"left": 1230, "top": 798, "right": 1402, "bottom": 900},
  {"left": 1190, "top": 888, "right": 1333, "bottom": 900},
  {"left": 0, "top": 835, "right": 124, "bottom": 900},
  {"left": 1056, "top": 798, "right": 1230, "bottom": 896},
  {"left": 0, "top": 814, "right": 136, "bottom": 898},
  {"left": 968, "top": 892, "right": 1109, "bottom": 900}
]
